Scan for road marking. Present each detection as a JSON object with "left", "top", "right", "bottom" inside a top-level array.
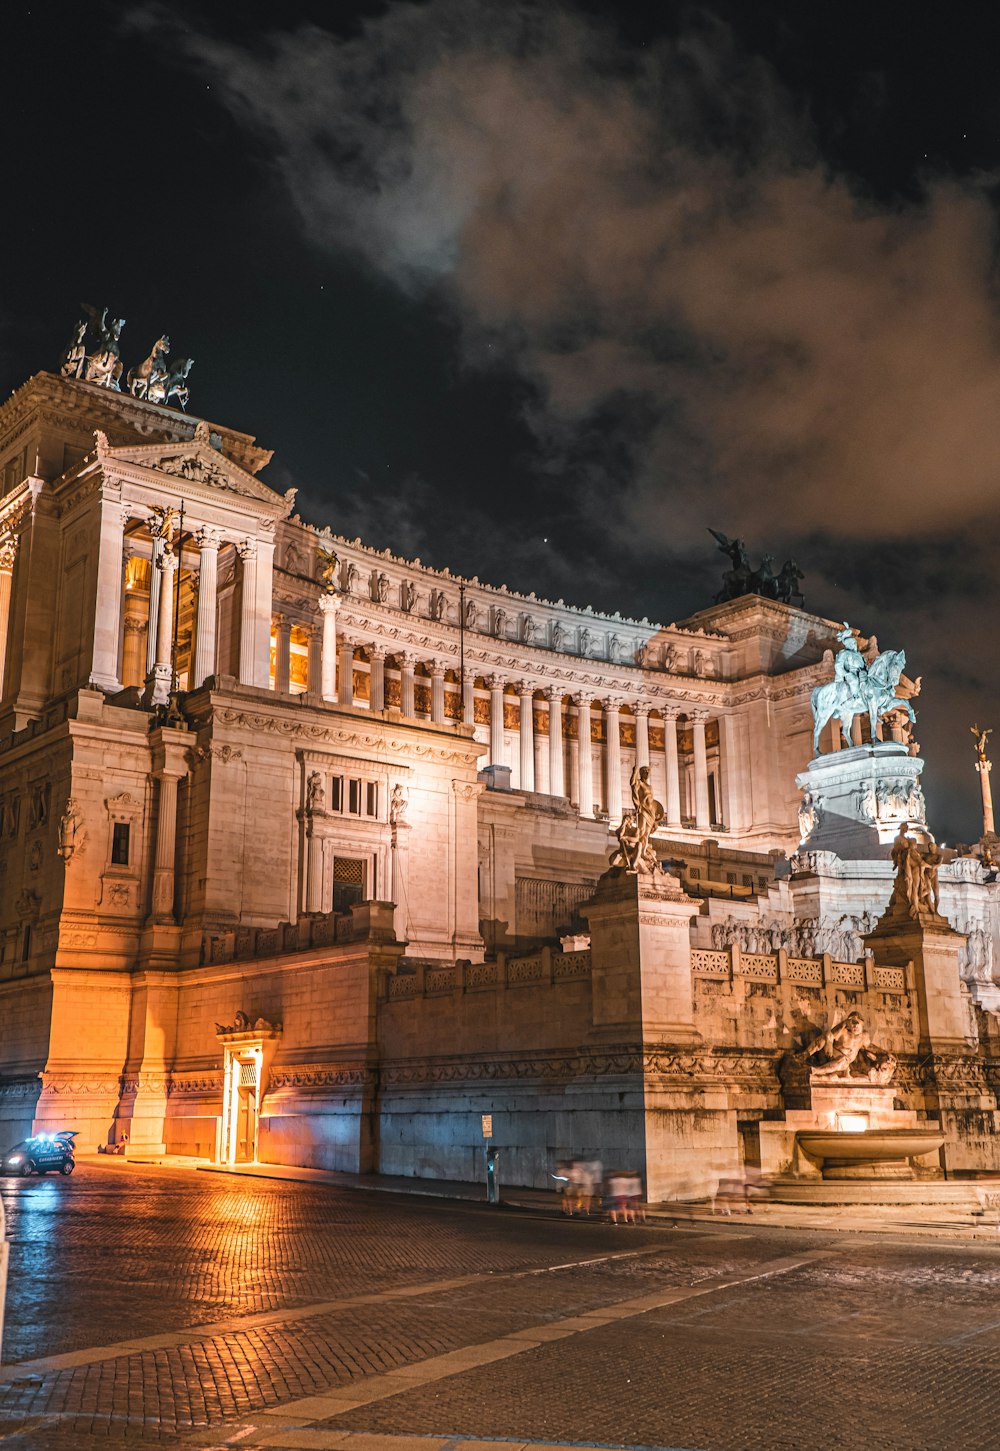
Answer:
[
  {"left": 244, "top": 1251, "right": 829, "bottom": 1446},
  {"left": 0, "top": 1244, "right": 679, "bottom": 1382}
]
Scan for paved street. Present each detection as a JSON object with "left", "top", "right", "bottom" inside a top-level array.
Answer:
[{"left": 2, "top": 1163, "right": 1000, "bottom": 1450}]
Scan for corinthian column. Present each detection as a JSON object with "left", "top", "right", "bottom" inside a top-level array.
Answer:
[
  {"left": 576, "top": 694, "right": 594, "bottom": 818},
  {"left": 237, "top": 541, "right": 258, "bottom": 686},
  {"left": 0, "top": 536, "right": 18, "bottom": 697},
  {"left": 274, "top": 614, "right": 292, "bottom": 693},
  {"left": 338, "top": 638, "right": 355, "bottom": 706},
  {"left": 192, "top": 527, "right": 220, "bottom": 688},
  {"left": 692, "top": 712, "right": 711, "bottom": 829},
  {"left": 143, "top": 551, "right": 178, "bottom": 707},
  {"left": 663, "top": 710, "right": 682, "bottom": 827},
  {"left": 604, "top": 698, "right": 622, "bottom": 823},
  {"left": 489, "top": 674, "right": 506, "bottom": 765},
  {"left": 518, "top": 682, "right": 535, "bottom": 791},
  {"left": 431, "top": 662, "right": 446, "bottom": 724},
  {"left": 369, "top": 644, "right": 386, "bottom": 711},
  {"left": 318, "top": 593, "right": 338, "bottom": 701},
  {"left": 635, "top": 703, "right": 650, "bottom": 770},
  {"left": 399, "top": 653, "right": 415, "bottom": 716},
  {"left": 547, "top": 687, "right": 564, "bottom": 798}
]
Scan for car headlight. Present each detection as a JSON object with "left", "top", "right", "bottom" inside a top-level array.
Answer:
[{"left": 7, "top": 1155, "right": 22, "bottom": 1164}]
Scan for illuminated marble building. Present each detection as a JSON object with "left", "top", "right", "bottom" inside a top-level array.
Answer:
[{"left": 1, "top": 366, "right": 999, "bottom": 1191}]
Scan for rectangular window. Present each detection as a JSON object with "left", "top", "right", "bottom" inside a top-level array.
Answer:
[
  {"left": 332, "top": 856, "right": 365, "bottom": 914},
  {"left": 348, "top": 779, "right": 361, "bottom": 815},
  {"left": 111, "top": 822, "right": 130, "bottom": 866},
  {"left": 365, "top": 782, "right": 378, "bottom": 817},
  {"left": 330, "top": 776, "right": 343, "bottom": 812},
  {"left": 22, "top": 925, "right": 31, "bottom": 962}
]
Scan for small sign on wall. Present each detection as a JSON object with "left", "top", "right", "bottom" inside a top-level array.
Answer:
[{"left": 481, "top": 1113, "right": 493, "bottom": 1139}]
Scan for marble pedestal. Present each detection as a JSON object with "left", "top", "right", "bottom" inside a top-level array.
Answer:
[{"left": 796, "top": 743, "right": 928, "bottom": 861}]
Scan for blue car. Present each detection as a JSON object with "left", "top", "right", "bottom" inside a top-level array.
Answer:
[{"left": 1, "top": 1131, "right": 76, "bottom": 1176}]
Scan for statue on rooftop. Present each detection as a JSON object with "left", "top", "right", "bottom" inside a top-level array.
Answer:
[
  {"left": 80, "top": 304, "right": 126, "bottom": 390},
  {"left": 709, "top": 529, "right": 807, "bottom": 605},
  {"left": 810, "top": 623, "right": 916, "bottom": 754},
  {"left": 127, "top": 335, "right": 171, "bottom": 401}
]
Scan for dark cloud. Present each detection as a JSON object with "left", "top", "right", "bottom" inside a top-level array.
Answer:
[{"left": 133, "top": 0, "right": 1000, "bottom": 837}]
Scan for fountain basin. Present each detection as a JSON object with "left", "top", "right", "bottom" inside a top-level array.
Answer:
[{"left": 797, "top": 1128, "right": 945, "bottom": 1181}]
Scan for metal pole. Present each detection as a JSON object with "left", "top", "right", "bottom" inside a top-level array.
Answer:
[{"left": 458, "top": 581, "right": 466, "bottom": 710}]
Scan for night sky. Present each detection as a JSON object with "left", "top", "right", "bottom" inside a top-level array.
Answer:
[{"left": 3, "top": 1, "right": 999, "bottom": 841}]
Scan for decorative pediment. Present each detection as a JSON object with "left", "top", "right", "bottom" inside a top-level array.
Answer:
[{"left": 94, "top": 429, "right": 295, "bottom": 516}]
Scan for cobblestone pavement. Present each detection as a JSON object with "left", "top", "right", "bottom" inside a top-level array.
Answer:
[{"left": 2, "top": 1164, "right": 1000, "bottom": 1450}]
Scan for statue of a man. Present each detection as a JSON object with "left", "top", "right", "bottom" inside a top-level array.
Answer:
[
  {"left": 803, "top": 1012, "right": 896, "bottom": 1084},
  {"left": 317, "top": 547, "right": 339, "bottom": 593},
  {"left": 973, "top": 724, "right": 992, "bottom": 762},
  {"left": 833, "top": 623, "right": 867, "bottom": 699},
  {"left": 306, "top": 771, "right": 325, "bottom": 813}
]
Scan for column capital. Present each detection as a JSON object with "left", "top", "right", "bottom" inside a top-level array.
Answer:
[
  {"left": 274, "top": 613, "right": 292, "bottom": 635},
  {"left": 369, "top": 642, "right": 387, "bottom": 660},
  {"left": 488, "top": 673, "right": 506, "bottom": 691},
  {"left": 399, "top": 650, "right": 417, "bottom": 669},
  {"left": 237, "top": 539, "right": 257, "bottom": 561},
  {"left": 431, "top": 660, "right": 447, "bottom": 679},
  {"left": 690, "top": 707, "right": 710, "bottom": 725},
  {"left": 194, "top": 526, "right": 221, "bottom": 550},
  {"left": 318, "top": 592, "right": 340, "bottom": 616},
  {"left": 156, "top": 551, "right": 179, "bottom": 577},
  {"left": 662, "top": 706, "right": 680, "bottom": 722},
  {"left": 634, "top": 701, "right": 651, "bottom": 718},
  {"left": 603, "top": 696, "right": 624, "bottom": 713},
  {"left": 574, "top": 691, "right": 594, "bottom": 707},
  {"left": 517, "top": 680, "right": 535, "bottom": 698},
  {"left": 0, "top": 536, "right": 18, "bottom": 572},
  {"left": 545, "top": 684, "right": 564, "bottom": 703}
]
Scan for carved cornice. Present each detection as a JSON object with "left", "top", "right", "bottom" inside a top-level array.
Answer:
[
  {"left": 212, "top": 704, "right": 481, "bottom": 767},
  {"left": 379, "top": 1046, "right": 779, "bottom": 1088}
]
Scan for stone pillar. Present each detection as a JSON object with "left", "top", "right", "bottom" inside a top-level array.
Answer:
[
  {"left": 489, "top": 674, "right": 506, "bottom": 765},
  {"left": 149, "top": 747, "right": 186, "bottom": 923},
  {"left": 192, "top": 528, "right": 220, "bottom": 688},
  {"left": 400, "top": 653, "right": 416, "bottom": 717},
  {"left": 274, "top": 614, "right": 292, "bottom": 693},
  {"left": 89, "top": 496, "right": 126, "bottom": 692},
  {"left": 431, "top": 662, "right": 446, "bottom": 724},
  {"left": 977, "top": 754, "right": 995, "bottom": 837},
  {"left": 305, "top": 817, "right": 325, "bottom": 913},
  {"left": 237, "top": 541, "right": 258, "bottom": 687},
  {"left": 692, "top": 713, "right": 711, "bottom": 829},
  {"left": 143, "top": 552, "right": 178, "bottom": 707},
  {"left": 635, "top": 703, "right": 650, "bottom": 770},
  {"left": 604, "top": 698, "right": 622, "bottom": 823},
  {"left": 519, "top": 682, "right": 535, "bottom": 791},
  {"left": 547, "top": 688, "right": 564, "bottom": 798},
  {"left": 121, "top": 605, "right": 147, "bottom": 690},
  {"left": 664, "top": 711, "right": 682, "bottom": 827},
  {"left": 370, "top": 645, "right": 386, "bottom": 711},
  {"left": 318, "top": 593, "right": 338, "bottom": 702},
  {"left": 306, "top": 625, "right": 321, "bottom": 696},
  {"left": 0, "top": 536, "right": 16, "bottom": 697},
  {"left": 338, "top": 638, "right": 355, "bottom": 706},
  {"left": 534, "top": 720, "right": 549, "bottom": 795},
  {"left": 576, "top": 694, "right": 594, "bottom": 818},
  {"left": 145, "top": 537, "right": 163, "bottom": 676}
]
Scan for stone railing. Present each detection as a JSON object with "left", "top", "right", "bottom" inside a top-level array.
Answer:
[
  {"left": 386, "top": 946, "right": 592, "bottom": 1001},
  {"left": 690, "top": 946, "right": 907, "bottom": 994},
  {"left": 201, "top": 901, "right": 396, "bottom": 966}
]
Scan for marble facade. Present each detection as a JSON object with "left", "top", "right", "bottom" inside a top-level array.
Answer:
[{"left": 2, "top": 369, "right": 1000, "bottom": 1191}]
